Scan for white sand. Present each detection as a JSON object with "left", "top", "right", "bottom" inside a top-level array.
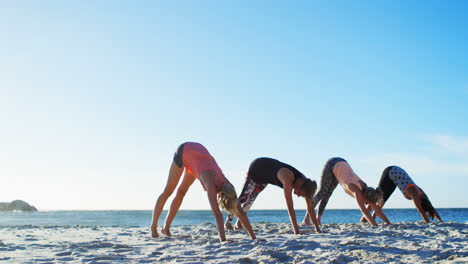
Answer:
[{"left": 0, "top": 222, "right": 467, "bottom": 263}]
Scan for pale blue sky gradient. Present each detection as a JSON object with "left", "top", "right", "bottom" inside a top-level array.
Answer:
[{"left": 1, "top": 1, "right": 467, "bottom": 210}]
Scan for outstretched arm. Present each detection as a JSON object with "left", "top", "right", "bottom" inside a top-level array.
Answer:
[
  {"left": 356, "top": 196, "right": 377, "bottom": 226},
  {"left": 206, "top": 182, "right": 226, "bottom": 242},
  {"left": 278, "top": 168, "right": 301, "bottom": 234},
  {"left": 369, "top": 202, "right": 390, "bottom": 225},
  {"left": 235, "top": 202, "right": 256, "bottom": 239},
  {"left": 362, "top": 201, "right": 386, "bottom": 223},
  {"left": 434, "top": 210, "right": 442, "bottom": 222},
  {"left": 351, "top": 186, "right": 378, "bottom": 226},
  {"left": 360, "top": 204, "right": 373, "bottom": 223},
  {"left": 305, "top": 198, "right": 320, "bottom": 233},
  {"left": 283, "top": 183, "right": 300, "bottom": 234},
  {"left": 412, "top": 197, "right": 430, "bottom": 223}
]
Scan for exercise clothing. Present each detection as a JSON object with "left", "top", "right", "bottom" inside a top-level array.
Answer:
[
  {"left": 173, "top": 143, "right": 186, "bottom": 168},
  {"left": 231, "top": 177, "right": 266, "bottom": 218},
  {"left": 173, "top": 142, "right": 226, "bottom": 191},
  {"left": 334, "top": 161, "right": 363, "bottom": 194},
  {"left": 247, "top": 157, "right": 306, "bottom": 188},
  {"left": 389, "top": 166, "right": 416, "bottom": 196},
  {"left": 379, "top": 166, "right": 418, "bottom": 201},
  {"left": 378, "top": 166, "right": 396, "bottom": 202},
  {"left": 313, "top": 157, "right": 346, "bottom": 216},
  {"left": 225, "top": 157, "right": 306, "bottom": 223}
]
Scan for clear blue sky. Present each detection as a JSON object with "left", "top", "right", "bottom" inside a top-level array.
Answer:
[{"left": 1, "top": 1, "right": 467, "bottom": 210}]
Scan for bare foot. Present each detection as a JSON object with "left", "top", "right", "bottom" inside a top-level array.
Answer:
[
  {"left": 302, "top": 220, "right": 311, "bottom": 226},
  {"left": 161, "top": 227, "right": 171, "bottom": 236},
  {"left": 225, "top": 221, "right": 233, "bottom": 230},
  {"left": 360, "top": 216, "right": 368, "bottom": 223},
  {"left": 151, "top": 226, "right": 158, "bottom": 238}
]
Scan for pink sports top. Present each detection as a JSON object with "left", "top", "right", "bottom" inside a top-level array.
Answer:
[
  {"left": 182, "top": 142, "right": 226, "bottom": 191},
  {"left": 333, "top": 161, "right": 363, "bottom": 195}
]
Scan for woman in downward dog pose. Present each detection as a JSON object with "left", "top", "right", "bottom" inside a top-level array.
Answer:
[
  {"left": 225, "top": 157, "right": 321, "bottom": 234},
  {"left": 362, "top": 166, "right": 442, "bottom": 223},
  {"left": 151, "top": 142, "right": 256, "bottom": 242},
  {"left": 303, "top": 157, "right": 391, "bottom": 226}
]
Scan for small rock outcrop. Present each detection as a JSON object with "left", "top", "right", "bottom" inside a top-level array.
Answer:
[{"left": 0, "top": 200, "right": 38, "bottom": 211}]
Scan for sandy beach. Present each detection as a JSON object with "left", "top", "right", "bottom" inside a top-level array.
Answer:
[{"left": 0, "top": 221, "right": 467, "bottom": 263}]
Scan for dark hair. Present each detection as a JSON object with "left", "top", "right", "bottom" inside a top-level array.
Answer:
[
  {"left": 364, "top": 187, "right": 383, "bottom": 204},
  {"left": 420, "top": 196, "right": 436, "bottom": 220},
  {"left": 302, "top": 179, "right": 317, "bottom": 200}
]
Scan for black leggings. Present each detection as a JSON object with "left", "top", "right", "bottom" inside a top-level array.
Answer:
[{"left": 378, "top": 166, "right": 396, "bottom": 202}]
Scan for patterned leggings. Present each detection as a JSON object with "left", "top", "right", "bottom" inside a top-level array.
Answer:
[
  {"left": 313, "top": 157, "right": 346, "bottom": 216},
  {"left": 226, "top": 177, "right": 267, "bottom": 223}
]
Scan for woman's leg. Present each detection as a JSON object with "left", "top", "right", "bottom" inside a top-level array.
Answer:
[
  {"left": 315, "top": 171, "right": 338, "bottom": 224},
  {"left": 304, "top": 158, "right": 339, "bottom": 224},
  {"left": 151, "top": 161, "right": 184, "bottom": 237},
  {"left": 233, "top": 178, "right": 266, "bottom": 229},
  {"left": 240, "top": 180, "right": 266, "bottom": 213},
  {"left": 225, "top": 176, "right": 250, "bottom": 228},
  {"left": 225, "top": 176, "right": 252, "bottom": 228},
  {"left": 162, "top": 171, "right": 196, "bottom": 235},
  {"left": 361, "top": 166, "right": 396, "bottom": 222},
  {"left": 378, "top": 166, "right": 396, "bottom": 204}
]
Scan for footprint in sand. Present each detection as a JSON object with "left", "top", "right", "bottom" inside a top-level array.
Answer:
[
  {"left": 56, "top": 251, "right": 72, "bottom": 256},
  {"left": 31, "top": 258, "right": 55, "bottom": 262},
  {"left": 237, "top": 257, "right": 256, "bottom": 263},
  {"left": 114, "top": 248, "right": 133, "bottom": 253},
  {"left": 56, "top": 257, "right": 74, "bottom": 262}
]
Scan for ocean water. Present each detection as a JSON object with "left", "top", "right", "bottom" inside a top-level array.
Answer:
[{"left": 0, "top": 208, "right": 467, "bottom": 227}]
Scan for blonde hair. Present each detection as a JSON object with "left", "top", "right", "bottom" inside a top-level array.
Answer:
[
  {"left": 364, "top": 186, "right": 384, "bottom": 204},
  {"left": 217, "top": 184, "right": 239, "bottom": 217}
]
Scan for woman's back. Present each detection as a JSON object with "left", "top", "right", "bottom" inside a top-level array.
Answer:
[{"left": 333, "top": 161, "right": 363, "bottom": 195}]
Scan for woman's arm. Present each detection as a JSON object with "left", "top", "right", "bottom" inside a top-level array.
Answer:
[
  {"left": 356, "top": 196, "right": 377, "bottom": 226},
  {"left": 205, "top": 180, "right": 227, "bottom": 242},
  {"left": 302, "top": 214, "right": 311, "bottom": 225},
  {"left": 351, "top": 185, "right": 378, "bottom": 226},
  {"left": 412, "top": 196, "right": 430, "bottom": 223},
  {"left": 362, "top": 201, "right": 387, "bottom": 223},
  {"left": 434, "top": 210, "right": 442, "bottom": 222},
  {"left": 278, "top": 168, "right": 300, "bottom": 234},
  {"left": 360, "top": 204, "right": 373, "bottom": 223},
  {"left": 305, "top": 198, "right": 321, "bottom": 233},
  {"left": 283, "top": 183, "right": 300, "bottom": 234},
  {"left": 369, "top": 202, "right": 391, "bottom": 224},
  {"left": 235, "top": 202, "right": 256, "bottom": 239}
]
